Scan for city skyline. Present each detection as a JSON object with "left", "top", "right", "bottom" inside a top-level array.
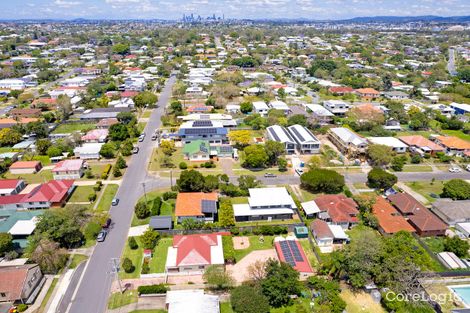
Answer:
[{"left": 2, "top": 0, "right": 470, "bottom": 20}]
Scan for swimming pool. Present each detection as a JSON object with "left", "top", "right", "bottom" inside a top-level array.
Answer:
[{"left": 451, "top": 286, "right": 470, "bottom": 307}]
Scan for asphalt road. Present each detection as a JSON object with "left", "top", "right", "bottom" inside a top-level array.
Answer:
[
  {"left": 56, "top": 261, "right": 86, "bottom": 313},
  {"left": 448, "top": 48, "right": 457, "bottom": 77},
  {"left": 67, "top": 76, "right": 176, "bottom": 313}
]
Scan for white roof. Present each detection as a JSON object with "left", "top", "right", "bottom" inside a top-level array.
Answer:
[
  {"left": 248, "top": 187, "right": 297, "bottom": 208},
  {"left": 304, "top": 104, "right": 334, "bottom": 116},
  {"left": 233, "top": 204, "right": 294, "bottom": 217},
  {"left": 367, "top": 137, "right": 408, "bottom": 149},
  {"left": 267, "top": 125, "right": 295, "bottom": 144},
  {"left": 329, "top": 225, "right": 349, "bottom": 240},
  {"left": 450, "top": 102, "right": 470, "bottom": 112},
  {"left": 8, "top": 218, "right": 38, "bottom": 236},
  {"left": 269, "top": 100, "right": 289, "bottom": 110},
  {"left": 287, "top": 124, "right": 320, "bottom": 144},
  {"left": 457, "top": 222, "right": 470, "bottom": 234},
  {"left": 301, "top": 200, "right": 321, "bottom": 215},
  {"left": 330, "top": 127, "right": 367, "bottom": 146},
  {"left": 166, "top": 290, "right": 219, "bottom": 313},
  {"left": 438, "top": 252, "right": 467, "bottom": 269},
  {"left": 74, "top": 143, "right": 104, "bottom": 154},
  {"left": 253, "top": 101, "right": 269, "bottom": 110}
]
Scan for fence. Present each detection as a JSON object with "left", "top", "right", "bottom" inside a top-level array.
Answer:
[{"left": 157, "top": 223, "right": 305, "bottom": 236}]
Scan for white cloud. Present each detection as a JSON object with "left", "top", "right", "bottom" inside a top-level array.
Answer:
[{"left": 54, "top": 0, "right": 82, "bottom": 7}]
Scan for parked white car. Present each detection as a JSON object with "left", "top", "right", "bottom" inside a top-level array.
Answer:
[
  {"left": 449, "top": 167, "right": 462, "bottom": 173},
  {"left": 466, "top": 164, "right": 470, "bottom": 172}
]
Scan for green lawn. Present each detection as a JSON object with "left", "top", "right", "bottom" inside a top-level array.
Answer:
[
  {"left": 299, "top": 238, "right": 318, "bottom": 268},
  {"left": 120, "top": 237, "right": 144, "bottom": 279},
  {"left": 141, "top": 110, "right": 152, "bottom": 118},
  {"left": 149, "top": 238, "right": 172, "bottom": 273},
  {"left": 220, "top": 302, "right": 234, "bottom": 313},
  {"left": 37, "top": 278, "right": 58, "bottom": 313},
  {"left": 31, "top": 155, "right": 51, "bottom": 166},
  {"left": 85, "top": 163, "right": 108, "bottom": 180},
  {"left": 231, "top": 197, "right": 248, "bottom": 204},
  {"left": 68, "top": 254, "right": 88, "bottom": 269},
  {"left": 4, "top": 169, "right": 53, "bottom": 184},
  {"left": 236, "top": 219, "right": 301, "bottom": 227},
  {"left": 423, "top": 236, "right": 446, "bottom": 254},
  {"left": 233, "top": 236, "right": 274, "bottom": 262},
  {"left": 69, "top": 186, "right": 95, "bottom": 203},
  {"left": 405, "top": 180, "right": 445, "bottom": 203},
  {"left": 108, "top": 290, "right": 138, "bottom": 310},
  {"left": 132, "top": 191, "right": 174, "bottom": 226},
  {"left": 96, "top": 184, "right": 119, "bottom": 212},
  {"left": 400, "top": 165, "right": 433, "bottom": 172},
  {"left": 52, "top": 123, "right": 95, "bottom": 134},
  {"left": 441, "top": 129, "right": 470, "bottom": 142}
]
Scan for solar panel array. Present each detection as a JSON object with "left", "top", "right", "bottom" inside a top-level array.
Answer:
[
  {"left": 218, "top": 146, "right": 233, "bottom": 153},
  {"left": 201, "top": 199, "right": 217, "bottom": 213},
  {"left": 193, "top": 120, "right": 213, "bottom": 127},
  {"left": 279, "top": 241, "right": 296, "bottom": 267},
  {"left": 288, "top": 240, "right": 304, "bottom": 262},
  {"left": 185, "top": 128, "right": 217, "bottom": 135},
  {"left": 268, "top": 127, "right": 280, "bottom": 142},
  {"left": 290, "top": 127, "right": 305, "bottom": 142}
]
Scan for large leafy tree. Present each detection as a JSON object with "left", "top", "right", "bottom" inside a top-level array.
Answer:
[
  {"left": 367, "top": 167, "right": 397, "bottom": 190},
  {"left": 133, "top": 91, "right": 158, "bottom": 108},
  {"left": 444, "top": 236, "right": 469, "bottom": 258},
  {"left": 0, "top": 233, "right": 14, "bottom": 256},
  {"left": 176, "top": 170, "right": 205, "bottom": 192},
  {"left": 300, "top": 169, "right": 345, "bottom": 194},
  {"left": 30, "top": 239, "right": 68, "bottom": 274},
  {"left": 243, "top": 145, "right": 269, "bottom": 168},
  {"left": 261, "top": 259, "right": 301, "bottom": 308},
  {"left": 140, "top": 229, "right": 160, "bottom": 249},
  {"left": 230, "top": 285, "right": 270, "bottom": 313},
  {"left": 441, "top": 179, "right": 470, "bottom": 200},
  {"left": 367, "top": 144, "right": 393, "bottom": 166},
  {"left": 109, "top": 123, "right": 130, "bottom": 141},
  {"left": 263, "top": 140, "right": 285, "bottom": 165}
]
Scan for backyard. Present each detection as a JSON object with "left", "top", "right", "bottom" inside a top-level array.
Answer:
[
  {"left": 52, "top": 123, "right": 95, "bottom": 134},
  {"left": 233, "top": 235, "right": 274, "bottom": 262},
  {"left": 4, "top": 169, "right": 53, "bottom": 184}
]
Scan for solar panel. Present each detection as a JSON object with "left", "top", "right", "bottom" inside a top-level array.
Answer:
[
  {"left": 288, "top": 240, "right": 304, "bottom": 262},
  {"left": 193, "top": 120, "right": 213, "bottom": 127},
  {"left": 268, "top": 127, "right": 280, "bottom": 142},
  {"left": 185, "top": 128, "right": 217, "bottom": 135},
  {"left": 290, "top": 126, "right": 305, "bottom": 143},
  {"left": 218, "top": 146, "right": 233, "bottom": 153},
  {"left": 201, "top": 200, "right": 217, "bottom": 213}
]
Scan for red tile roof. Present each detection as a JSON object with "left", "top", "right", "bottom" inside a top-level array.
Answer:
[
  {"left": 436, "top": 136, "right": 470, "bottom": 150},
  {"left": 372, "top": 196, "right": 415, "bottom": 234},
  {"left": 175, "top": 192, "right": 218, "bottom": 217},
  {"left": 398, "top": 135, "right": 444, "bottom": 152},
  {"left": 23, "top": 180, "right": 74, "bottom": 203},
  {"left": 274, "top": 239, "right": 313, "bottom": 273},
  {"left": 314, "top": 195, "right": 359, "bottom": 224},
  {"left": 10, "top": 161, "right": 41, "bottom": 169},
  {"left": 387, "top": 192, "right": 427, "bottom": 215},
  {"left": 355, "top": 88, "right": 380, "bottom": 95},
  {"left": 172, "top": 233, "right": 220, "bottom": 266},
  {"left": 0, "top": 265, "right": 39, "bottom": 301}
]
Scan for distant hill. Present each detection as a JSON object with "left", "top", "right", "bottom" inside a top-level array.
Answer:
[{"left": 339, "top": 15, "right": 470, "bottom": 23}]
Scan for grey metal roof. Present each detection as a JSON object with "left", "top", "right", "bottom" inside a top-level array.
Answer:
[{"left": 149, "top": 216, "right": 173, "bottom": 230}]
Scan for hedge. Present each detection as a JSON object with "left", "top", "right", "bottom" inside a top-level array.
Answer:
[
  {"left": 222, "top": 235, "right": 235, "bottom": 263},
  {"left": 151, "top": 197, "right": 162, "bottom": 216},
  {"left": 137, "top": 284, "right": 168, "bottom": 294},
  {"left": 101, "top": 164, "right": 112, "bottom": 179}
]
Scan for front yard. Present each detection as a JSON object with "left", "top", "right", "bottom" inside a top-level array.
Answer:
[
  {"left": 96, "top": 184, "right": 119, "bottom": 212},
  {"left": 68, "top": 185, "right": 95, "bottom": 203},
  {"left": 405, "top": 180, "right": 446, "bottom": 203},
  {"left": 148, "top": 238, "right": 173, "bottom": 273},
  {"left": 120, "top": 237, "right": 144, "bottom": 279}
]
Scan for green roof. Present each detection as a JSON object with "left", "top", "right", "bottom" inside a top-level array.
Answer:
[
  {"left": 0, "top": 209, "right": 44, "bottom": 233},
  {"left": 182, "top": 140, "right": 210, "bottom": 155},
  {"left": 294, "top": 226, "right": 309, "bottom": 234}
]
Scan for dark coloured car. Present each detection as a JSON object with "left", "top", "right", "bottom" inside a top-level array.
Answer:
[{"left": 102, "top": 218, "right": 112, "bottom": 229}]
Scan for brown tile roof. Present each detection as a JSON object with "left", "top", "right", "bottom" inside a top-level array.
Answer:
[
  {"left": 355, "top": 88, "right": 380, "bottom": 95},
  {"left": 0, "top": 264, "right": 38, "bottom": 301},
  {"left": 175, "top": 192, "right": 218, "bottom": 217},
  {"left": 436, "top": 136, "right": 470, "bottom": 150},
  {"left": 310, "top": 219, "right": 333, "bottom": 239},
  {"left": 372, "top": 196, "right": 415, "bottom": 234},
  {"left": 398, "top": 135, "right": 444, "bottom": 152},
  {"left": 314, "top": 194, "right": 359, "bottom": 224},
  {"left": 387, "top": 192, "right": 427, "bottom": 215}
]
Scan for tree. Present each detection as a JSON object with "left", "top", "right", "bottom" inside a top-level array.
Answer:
[
  {"left": 109, "top": 123, "right": 130, "bottom": 141},
  {"left": 247, "top": 260, "right": 267, "bottom": 283},
  {"left": 128, "top": 237, "right": 138, "bottom": 250},
  {"left": 264, "top": 140, "right": 285, "bottom": 165},
  {"left": 0, "top": 233, "right": 13, "bottom": 256},
  {"left": 134, "top": 202, "right": 150, "bottom": 219},
  {"left": 240, "top": 101, "right": 253, "bottom": 114},
  {"left": 444, "top": 236, "right": 469, "bottom": 258},
  {"left": 230, "top": 285, "right": 270, "bottom": 313},
  {"left": 177, "top": 170, "right": 205, "bottom": 192},
  {"left": 238, "top": 175, "right": 260, "bottom": 192},
  {"left": 383, "top": 74, "right": 393, "bottom": 91},
  {"left": 134, "top": 91, "right": 158, "bottom": 108},
  {"left": 367, "top": 167, "right": 397, "bottom": 190},
  {"left": 367, "top": 144, "right": 393, "bottom": 167},
  {"left": 0, "top": 128, "right": 22, "bottom": 146},
  {"left": 391, "top": 156, "right": 407, "bottom": 172},
  {"left": 35, "top": 208, "right": 85, "bottom": 248},
  {"left": 457, "top": 67, "right": 470, "bottom": 82},
  {"left": 160, "top": 140, "right": 176, "bottom": 156},
  {"left": 99, "top": 143, "right": 115, "bottom": 158},
  {"left": 170, "top": 100, "right": 183, "bottom": 114},
  {"left": 243, "top": 145, "right": 268, "bottom": 168},
  {"left": 47, "top": 146, "right": 62, "bottom": 158},
  {"left": 277, "top": 88, "right": 286, "bottom": 100},
  {"left": 300, "top": 169, "right": 345, "bottom": 194},
  {"left": 112, "top": 43, "right": 130, "bottom": 55},
  {"left": 278, "top": 157, "right": 287, "bottom": 171},
  {"left": 261, "top": 259, "right": 301, "bottom": 308},
  {"left": 122, "top": 257, "right": 135, "bottom": 273},
  {"left": 442, "top": 179, "right": 470, "bottom": 200},
  {"left": 30, "top": 239, "right": 67, "bottom": 274},
  {"left": 409, "top": 112, "right": 429, "bottom": 130},
  {"left": 36, "top": 139, "right": 52, "bottom": 155},
  {"left": 112, "top": 166, "right": 122, "bottom": 177},
  {"left": 116, "top": 156, "right": 127, "bottom": 169},
  {"left": 56, "top": 95, "right": 72, "bottom": 121},
  {"left": 140, "top": 229, "right": 160, "bottom": 249},
  {"left": 228, "top": 130, "right": 251, "bottom": 148},
  {"left": 117, "top": 112, "right": 136, "bottom": 125},
  {"left": 203, "top": 265, "right": 235, "bottom": 290},
  {"left": 307, "top": 277, "right": 346, "bottom": 313},
  {"left": 218, "top": 198, "right": 235, "bottom": 228},
  {"left": 287, "top": 114, "right": 307, "bottom": 127}
]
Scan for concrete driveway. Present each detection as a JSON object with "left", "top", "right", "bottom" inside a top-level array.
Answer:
[{"left": 226, "top": 249, "right": 278, "bottom": 284}]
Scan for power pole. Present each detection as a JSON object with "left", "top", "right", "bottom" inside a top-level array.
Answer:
[
  {"left": 111, "top": 258, "right": 124, "bottom": 294},
  {"left": 142, "top": 182, "right": 148, "bottom": 205}
]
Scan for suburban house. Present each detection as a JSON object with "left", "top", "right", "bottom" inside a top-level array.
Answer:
[
  {"left": 310, "top": 219, "right": 349, "bottom": 253},
  {"left": 165, "top": 233, "right": 225, "bottom": 273},
  {"left": 165, "top": 289, "right": 219, "bottom": 313},
  {"left": 9, "top": 161, "right": 42, "bottom": 174},
  {"left": 328, "top": 86, "right": 354, "bottom": 95},
  {"left": 0, "top": 180, "right": 75, "bottom": 210},
  {"left": 303, "top": 103, "right": 334, "bottom": 124},
  {"left": 313, "top": 194, "right": 359, "bottom": 229},
  {"left": 398, "top": 135, "right": 445, "bottom": 156},
  {"left": 274, "top": 236, "right": 313, "bottom": 275},
  {"left": 431, "top": 199, "right": 470, "bottom": 226},
  {"left": 253, "top": 101, "right": 269, "bottom": 116},
  {"left": 383, "top": 118, "right": 402, "bottom": 131},
  {"left": 0, "top": 264, "right": 44, "bottom": 304},
  {"left": 178, "top": 120, "right": 228, "bottom": 145},
  {"left": 323, "top": 100, "right": 351, "bottom": 116},
  {"left": 434, "top": 136, "right": 470, "bottom": 157},
  {"left": 232, "top": 187, "right": 296, "bottom": 222},
  {"left": 182, "top": 140, "right": 232, "bottom": 161},
  {"left": 79, "top": 108, "right": 131, "bottom": 121},
  {"left": 149, "top": 216, "right": 173, "bottom": 230},
  {"left": 51, "top": 160, "right": 86, "bottom": 180},
  {"left": 450, "top": 102, "right": 470, "bottom": 115},
  {"left": 372, "top": 196, "right": 415, "bottom": 235},
  {"left": 96, "top": 118, "right": 119, "bottom": 129},
  {"left": 266, "top": 125, "right": 297, "bottom": 154},
  {"left": 387, "top": 192, "right": 447, "bottom": 236},
  {"left": 0, "top": 180, "right": 26, "bottom": 196},
  {"left": 8, "top": 217, "right": 38, "bottom": 245},
  {"left": 355, "top": 88, "right": 380, "bottom": 99},
  {"left": 74, "top": 143, "right": 104, "bottom": 160},
  {"left": 287, "top": 124, "right": 321, "bottom": 154},
  {"left": 8, "top": 108, "right": 42, "bottom": 119},
  {"left": 383, "top": 91, "right": 409, "bottom": 100},
  {"left": 81, "top": 129, "right": 109, "bottom": 143},
  {"left": 367, "top": 137, "right": 408, "bottom": 153},
  {"left": 175, "top": 192, "right": 218, "bottom": 223},
  {"left": 328, "top": 127, "right": 368, "bottom": 157},
  {"left": 269, "top": 100, "right": 290, "bottom": 114}
]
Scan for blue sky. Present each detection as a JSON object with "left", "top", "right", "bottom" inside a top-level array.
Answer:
[{"left": 2, "top": 0, "right": 470, "bottom": 20}]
